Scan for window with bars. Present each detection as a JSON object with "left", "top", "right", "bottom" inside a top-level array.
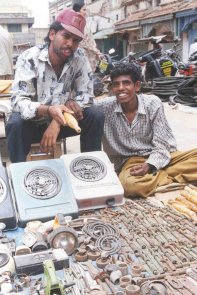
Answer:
[{"left": 7, "top": 24, "right": 22, "bottom": 32}]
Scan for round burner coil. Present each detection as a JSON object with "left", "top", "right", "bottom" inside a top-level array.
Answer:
[
  {"left": 24, "top": 167, "right": 61, "bottom": 199},
  {"left": 96, "top": 234, "right": 121, "bottom": 255},
  {"left": 0, "top": 252, "right": 9, "bottom": 268},
  {"left": 0, "top": 177, "right": 6, "bottom": 204},
  {"left": 70, "top": 156, "right": 107, "bottom": 182},
  {"left": 82, "top": 221, "right": 119, "bottom": 240}
]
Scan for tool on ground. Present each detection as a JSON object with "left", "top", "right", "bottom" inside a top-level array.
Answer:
[{"left": 43, "top": 259, "right": 65, "bottom": 295}]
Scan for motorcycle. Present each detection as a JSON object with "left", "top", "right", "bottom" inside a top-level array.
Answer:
[
  {"left": 188, "top": 50, "right": 197, "bottom": 75},
  {"left": 137, "top": 47, "right": 179, "bottom": 82},
  {"left": 175, "top": 50, "right": 197, "bottom": 77},
  {"left": 93, "top": 49, "right": 117, "bottom": 97}
]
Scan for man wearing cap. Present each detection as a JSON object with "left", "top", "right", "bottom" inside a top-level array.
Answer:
[{"left": 6, "top": 9, "right": 104, "bottom": 163}]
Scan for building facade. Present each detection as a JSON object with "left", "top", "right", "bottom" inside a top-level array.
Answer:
[
  {"left": 0, "top": 0, "right": 35, "bottom": 49},
  {"left": 48, "top": 0, "right": 197, "bottom": 60},
  {"left": 115, "top": 0, "right": 197, "bottom": 61},
  {"left": 49, "top": 0, "right": 72, "bottom": 23}
]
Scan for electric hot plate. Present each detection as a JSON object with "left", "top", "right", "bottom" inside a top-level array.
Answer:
[
  {"left": 10, "top": 159, "right": 78, "bottom": 226},
  {"left": 61, "top": 151, "right": 124, "bottom": 210},
  {"left": 0, "top": 166, "right": 17, "bottom": 229}
]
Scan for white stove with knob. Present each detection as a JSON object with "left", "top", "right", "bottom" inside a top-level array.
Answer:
[{"left": 61, "top": 151, "right": 125, "bottom": 211}]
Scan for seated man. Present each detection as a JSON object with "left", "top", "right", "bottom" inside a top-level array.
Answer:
[
  {"left": 6, "top": 9, "right": 104, "bottom": 163},
  {"left": 95, "top": 62, "right": 197, "bottom": 197}
]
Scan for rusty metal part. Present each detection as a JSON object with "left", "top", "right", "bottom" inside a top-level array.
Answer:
[
  {"left": 96, "top": 234, "right": 121, "bottom": 255},
  {"left": 86, "top": 245, "right": 101, "bottom": 260},
  {"left": 104, "top": 264, "right": 119, "bottom": 274},
  {"left": 75, "top": 248, "right": 88, "bottom": 262},
  {"left": 95, "top": 275, "right": 112, "bottom": 295},
  {"left": 161, "top": 257, "right": 176, "bottom": 272},
  {"left": 137, "top": 268, "right": 187, "bottom": 285},
  {"left": 117, "top": 253, "right": 128, "bottom": 262},
  {"left": 119, "top": 275, "right": 132, "bottom": 288},
  {"left": 96, "top": 255, "right": 112, "bottom": 269},
  {"left": 117, "top": 262, "right": 129, "bottom": 276},
  {"left": 153, "top": 255, "right": 168, "bottom": 273},
  {"left": 85, "top": 291, "right": 107, "bottom": 295},
  {"left": 82, "top": 221, "right": 119, "bottom": 240},
  {"left": 165, "top": 276, "right": 194, "bottom": 295},
  {"left": 178, "top": 229, "right": 196, "bottom": 243},
  {"left": 98, "top": 271, "right": 117, "bottom": 294},
  {"left": 81, "top": 260, "right": 99, "bottom": 279},
  {"left": 110, "top": 270, "right": 122, "bottom": 284},
  {"left": 180, "top": 277, "right": 197, "bottom": 294},
  {"left": 125, "top": 284, "right": 140, "bottom": 295},
  {"left": 131, "top": 263, "right": 144, "bottom": 276},
  {"left": 140, "top": 280, "right": 168, "bottom": 295},
  {"left": 87, "top": 250, "right": 100, "bottom": 260}
]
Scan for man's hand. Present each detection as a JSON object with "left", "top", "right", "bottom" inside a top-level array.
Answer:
[
  {"left": 40, "top": 120, "right": 60, "bottom": 154},
  {"left": 48, "top": 105, "right": 74, "bottom": 126},
  {"left": 65, "top": 100, "right": 83, "bottom": 120},
  {"left": 130, "top": 163, "right": 151, "bottom": 176}
]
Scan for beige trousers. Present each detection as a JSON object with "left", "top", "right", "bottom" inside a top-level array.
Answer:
[{"left": 119, "top": 149, "right": 197, "bottom": 198}]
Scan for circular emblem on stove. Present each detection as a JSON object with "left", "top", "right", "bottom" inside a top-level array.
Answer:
[
  {"left": 70, "top": 156, "right": 107, "bottom": 182},
  {"left": 24, "top": 167, "right": 61, "bottom": 199},
  {"left": 0, "top": 177, "right": 7, "bottom": 204}
]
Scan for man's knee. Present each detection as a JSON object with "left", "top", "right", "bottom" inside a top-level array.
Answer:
[
  {"left": 120, "top": 176, "right": 140, "bottom": 197},
  {"left": 6, "top": 113, "right": 23, "bottom": 134},
  {"left": 119, "top": 172, "right": 148, "bottom": 198},
  {"left": 85, "top": 106, "right": 105, "bottom": 122}
]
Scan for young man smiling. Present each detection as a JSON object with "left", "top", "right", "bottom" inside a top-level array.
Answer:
[
  {"left": 96, "top": 62, "right": 197, "bottom": 197},
  {"left": 6, "top": 9, "right": 104, "bottom": 163}
]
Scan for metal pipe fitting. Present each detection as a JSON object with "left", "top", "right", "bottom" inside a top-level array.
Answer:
[
  {"left": 125, "top": 284, "right": 140, "bottom": 295},
  {"left": 109, "top": 270, "right": 122, "bottom": 284}
]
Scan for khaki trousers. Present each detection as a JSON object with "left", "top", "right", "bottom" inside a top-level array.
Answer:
[{"left": 119, "top": 149, "right": 197, "bottom": 198}]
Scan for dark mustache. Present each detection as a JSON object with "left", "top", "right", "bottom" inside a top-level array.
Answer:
[{"left": 62, "top": 47, "right": 72, "bottom": 50}]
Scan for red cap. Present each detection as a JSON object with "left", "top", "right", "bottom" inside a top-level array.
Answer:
[{"left": 56, "top": 9, "right": 86, "bottom": 39}]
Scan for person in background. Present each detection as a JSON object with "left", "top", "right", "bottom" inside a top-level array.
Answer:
[
  {"left": 189, "top": 37, "right": 197, "bottom": 58},
  {"left": 73, "top": 1, "right": 102, "bottom": 72},
  {"left": 0, "top": 25, "right": 13, "bottom": 80},
  {"left": 6, "top": 9, "right": 104, "bottom": 163},
  {"left": 95, "top": 62, "right": 197, "bottom": 198}
]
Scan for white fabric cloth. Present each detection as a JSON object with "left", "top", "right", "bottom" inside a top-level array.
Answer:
[
  {"left": 189, "top": 41, "right": 197, "bottom": 57},
  {"left": 11, "top": 45, "right": 93, "bottom": 120},
  {"left": 0, "top": 26, "right": 13, "bottom": 76},
  {"left": 95, "top": 93, "right": 177, "bottom": 172}
]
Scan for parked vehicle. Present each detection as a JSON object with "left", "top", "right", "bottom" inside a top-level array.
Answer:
[
  {"left": 93, "top": 49, "right": 117, "bottom": 97},
  {"left": 188, "top": 50, "right": 197, "bottom": 76},
  {"left": 137, "top": 47, "right": 179, "bottom": 82}
]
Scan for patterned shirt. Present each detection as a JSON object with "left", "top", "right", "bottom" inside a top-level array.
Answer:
[
  {"left": 11, "top": 45, "right": 93, "bottom": 120},
  {"left": 95, "top": 94, "right": 177, "bottom": 172}
]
